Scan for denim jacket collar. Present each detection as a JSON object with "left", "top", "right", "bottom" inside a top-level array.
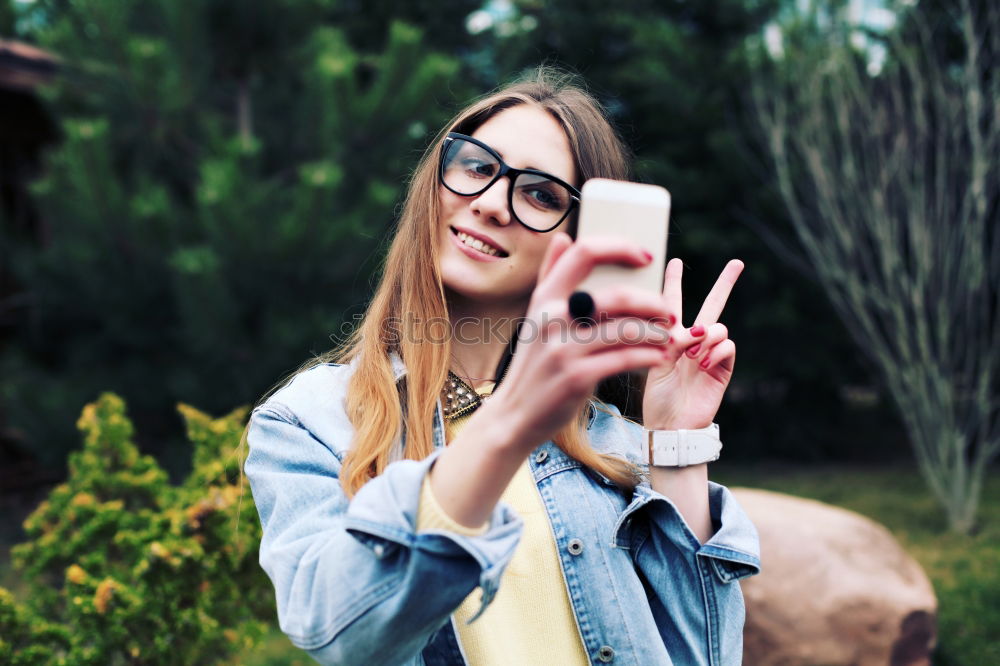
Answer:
[
  {"left": 346, "top": 351, "right": 408, "bottom": 382},
  {"left": 351, "top": 352, "right": 446, "bottom": 454}
]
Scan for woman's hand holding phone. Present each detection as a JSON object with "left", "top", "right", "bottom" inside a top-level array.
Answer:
[
  {"left": 428, "top": 233, "right": 681, "bottom": 528},
  {"left": 488, "top": 233, "right": 697, "bottom": 452}
]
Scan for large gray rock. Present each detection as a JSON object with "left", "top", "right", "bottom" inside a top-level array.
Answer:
[{"left": 732, "top": 488, "right": 937, "bottom": 666}]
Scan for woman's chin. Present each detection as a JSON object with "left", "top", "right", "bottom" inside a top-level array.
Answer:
[{"left": 443, "top": 279, "right": 530, "bottom": 310}]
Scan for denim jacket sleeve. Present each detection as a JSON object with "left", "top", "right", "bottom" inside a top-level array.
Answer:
[
  {"left": 596, "top": 407, "right": 761, "bottom": 666},
  {"left": 622, "top": 482, "right": 760, "bottom": 665},
  {"left": 243, "top": 366, "right": 523, "bottom": 664}
]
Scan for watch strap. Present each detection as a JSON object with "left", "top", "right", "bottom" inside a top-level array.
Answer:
[{"left": 643, "top": 423, "right": 722, "bottom": 467}]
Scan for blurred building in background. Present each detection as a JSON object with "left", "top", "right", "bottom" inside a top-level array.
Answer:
[
  {"left": 0, "top": 38, "right": 59, "bottom": 489},
  {"left": 0, "top": 38, "right": 58, "bottom": 240}
]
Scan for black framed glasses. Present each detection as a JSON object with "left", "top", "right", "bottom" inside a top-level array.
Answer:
[{"left": 439, "top": 132, "right": 581, "bottom": 232}]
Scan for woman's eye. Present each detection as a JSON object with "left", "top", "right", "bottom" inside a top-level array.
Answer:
[
  {"left": 461, "top": 158, "right": 496, "bottom": 178},
  {"left": 531, "top": 190, "right": 555, "bottom": 206},
  {"left": 523, "top": 185, "right": 562, "bottom": 210}
]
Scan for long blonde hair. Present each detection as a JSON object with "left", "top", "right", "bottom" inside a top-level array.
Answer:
[{"left": 267, "top": 68, "right": 640, "bottom": 497}]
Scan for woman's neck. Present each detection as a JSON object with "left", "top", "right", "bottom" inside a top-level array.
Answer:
[{"left": 446, "top": 292, "right": 527, "bottom": 388}]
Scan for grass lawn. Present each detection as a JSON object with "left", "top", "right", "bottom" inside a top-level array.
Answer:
[{"left": 713, "top": 462, "right": 1000, "bottom": 666}]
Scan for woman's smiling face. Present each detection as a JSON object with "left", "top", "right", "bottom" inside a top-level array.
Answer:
[{"left": 438, "top": 104, "right": 577, "bottom": 309}]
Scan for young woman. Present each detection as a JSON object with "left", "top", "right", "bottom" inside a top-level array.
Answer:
[{"left": 245, "top": 69, "right": 760, "bottom": 666}]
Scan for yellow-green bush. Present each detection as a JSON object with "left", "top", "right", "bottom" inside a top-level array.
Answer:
[{"left": 1, "top": 393, "right": 271, "bottom": 665}]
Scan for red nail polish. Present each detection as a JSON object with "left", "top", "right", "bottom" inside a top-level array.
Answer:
[
  {"left": 690, "top": 325, "right": 705, "bottom": 337},
  {"left": 687, "top": 343, "right": 701, "bottom": 357},
  {"left": 700, "top": 356, "right": 711, "bottom": 369}
]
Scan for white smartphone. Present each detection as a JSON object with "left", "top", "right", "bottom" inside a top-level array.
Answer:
[{"left": 574, "top": 178, "right": 671, "bottom": 294}]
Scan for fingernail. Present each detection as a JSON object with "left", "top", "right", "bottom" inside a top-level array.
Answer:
[
  {"left": 699, "top": 356, "right": 711, "bottom": 369},
  {"left": 687, "top": 343, "right": 701, "bottom": 357},
  {"left": 690, "top": 325, "right": 705, "bottom": 337},
  {"left": 642, "top": 250, "right": 653, "bottom": 262}
]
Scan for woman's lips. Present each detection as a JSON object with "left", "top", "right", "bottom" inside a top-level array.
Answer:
[
  {"left": 449, "top": 227, "right": 507, "bottom": 262},
  {"left": 451, "top": 226, "right": 508, "bottom": 255}
]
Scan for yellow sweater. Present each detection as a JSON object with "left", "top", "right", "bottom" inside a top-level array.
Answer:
[{"left": 416, "top": 383, "right": 589, "bottom": 665}]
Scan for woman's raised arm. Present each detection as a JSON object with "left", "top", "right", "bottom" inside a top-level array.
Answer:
[
  {"left": 244, "top": 376, "right": 523, "bottom": 664},
  {"left": 429, "top": 234, "right": 702, "bottom": 527}
]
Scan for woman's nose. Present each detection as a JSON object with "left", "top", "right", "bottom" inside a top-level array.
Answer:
[{"left": 470, "top": 177, "right": 513, "bottom": 226}]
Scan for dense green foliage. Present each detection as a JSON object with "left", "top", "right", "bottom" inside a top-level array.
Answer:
[
  {"left": 0, "top": 393, "right": 268, "bottom": 664},
  {"left": 0, "top": 0, "right": 909, "bottom": 475},
  {"left": 1, "top": 0, "right": 466, "bottom": 469}
]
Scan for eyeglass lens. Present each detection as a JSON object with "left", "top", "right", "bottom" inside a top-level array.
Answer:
[{"left": 441, "top": 137, "right": 573, "bottom": 231}]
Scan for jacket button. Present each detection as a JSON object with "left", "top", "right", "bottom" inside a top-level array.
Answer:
[
  {"left": 534, "top": 450, "right": 548, "bottom": 464},
  {"left": 597, "top": 645, "right": 615, "bottom": 662},
  {"left": 567, "top": 538, "right": 584, "bottom": 556}
]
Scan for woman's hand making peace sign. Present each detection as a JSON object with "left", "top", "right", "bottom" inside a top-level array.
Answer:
[{"left": 642, "top": 257, "right": 744, "bottom": 431}]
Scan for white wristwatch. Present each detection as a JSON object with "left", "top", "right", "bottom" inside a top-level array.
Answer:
[{"left": 642, "top": 423, "right": 722, "bottom": 467}]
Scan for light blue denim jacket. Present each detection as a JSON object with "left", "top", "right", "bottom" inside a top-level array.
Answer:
[{"left": 245, "top": 358, "right": 760, "bottom": 665}]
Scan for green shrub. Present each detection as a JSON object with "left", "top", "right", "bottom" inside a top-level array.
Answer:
[{"left": 2, "top": 393, "right": 270, "bottom": 665}]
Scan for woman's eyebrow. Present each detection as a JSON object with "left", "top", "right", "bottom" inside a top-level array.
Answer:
[
  {"left": 525, "top": 165, "right": 572, "bottom": 183},
  {"left": 488, "top": 142, "right": 562, "bottom": 176}
]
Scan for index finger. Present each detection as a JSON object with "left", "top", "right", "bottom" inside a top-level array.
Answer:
[
  {"left": 693, "top": 259, "right": 744, "bottom": 325},
  {"left": 535, "top": 236, "right": 652, "bottom": 300},
  {"left": 537, "top": 232, "right": 574, "bottom": 282},
  {"left": 661, "top": 257, "right": 684, "bottom": 325}
]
